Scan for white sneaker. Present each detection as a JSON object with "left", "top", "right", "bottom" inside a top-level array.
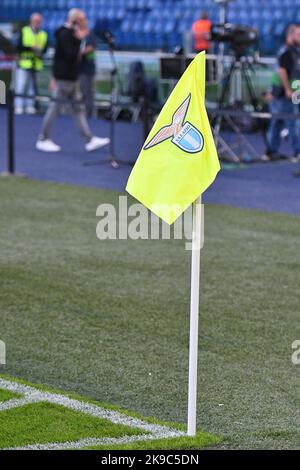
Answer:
[
  {"left": 36, "top": 139, "right": 61, "bottom": 152},
  {"left": 290, "top": 154, "right": 300, "bottom": 163},
  {"left": 280, "top": 128, "right": 289, "bottom": 139},
  {"left": 15, "top": 107, "right": 24, "bottom": 115},
  {"left": 26, "top": 107, "right": 36, "bottom": 115},
  {"left": 85, "top": 136, "right": 110, "bottom": 152}
]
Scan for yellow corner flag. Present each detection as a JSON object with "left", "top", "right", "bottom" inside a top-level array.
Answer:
[{"left": 126, "top": 51, "right": 220, "bottom": 225}]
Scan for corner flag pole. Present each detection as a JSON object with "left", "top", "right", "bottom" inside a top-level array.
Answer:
[{"left": 187, "top": 195, "right": 203, "bottom": 436}]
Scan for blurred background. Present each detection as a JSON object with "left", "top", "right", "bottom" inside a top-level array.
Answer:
[{"left": 0, "top": 0, "right": 293, "bottom": 109}]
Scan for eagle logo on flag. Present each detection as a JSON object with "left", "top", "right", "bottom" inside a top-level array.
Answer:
[{"left": 144, "top": 94, "right": 204, "bottom": 154}]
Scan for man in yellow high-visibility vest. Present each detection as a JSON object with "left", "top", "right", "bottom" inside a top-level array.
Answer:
[{"left": 15, "top": 12, "right": 48, "bottom": 115}]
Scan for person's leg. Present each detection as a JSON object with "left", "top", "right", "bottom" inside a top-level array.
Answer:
[
  {"left": 80, "top": 74, "right": 94, "bottom": 118},
  {"left": 283, "top": 99, "right": 300, "bottom": 155},
  {"left": 267, "top": 98, "right": 284, "bottom": 154},
  {"left": 71, "top": 81, "right": 93, "bottom": 142},
  {"left": 14, "top": 68, "right": 29, "bottom": 111},
  {"left": 87, "top": 76, "right": 95, "bottom": 118},
  {"left": 71, "top": 81, "right": 110, "bottom": 151},
  {"left": 26, "top": 70, "right": 38, "bottom": 112},
  {"left": 38, "top": 81, "right": 66, "bottom": 140},
  {"left": 25, "top": 71, "right": 36, "bottom": 112},
  {"left": 79, "top": 74, "right": 87, "bottom": 112}
]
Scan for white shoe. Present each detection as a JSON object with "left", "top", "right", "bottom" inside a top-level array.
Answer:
[
  {"left": 26, "top": 107, "right": 36, "bottom": 115},
  {"left": 280, "top": 128, "right": 289, "bottom": 139},
  {"left": 15, "top": 107, "right": 24, "bottom": 115},
  {"left": 290, "top": 154, "right": 300, "bottom": 163},
  {"left": 36, "top": 139, "right": 61, "bottom": 152},
  {"left": 85, "top": 136, "right": 110, "bottom": 152}
]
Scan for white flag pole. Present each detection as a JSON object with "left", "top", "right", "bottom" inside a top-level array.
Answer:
[{"left": 187, "top": 195, "right": 203, "bottom": 436}]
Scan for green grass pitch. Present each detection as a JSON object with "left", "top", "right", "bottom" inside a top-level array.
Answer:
[
  {"left": 0, "top": 388, "right": 21, "bottom": 402},
  {"left": 0, "top": 400, "right": 141, "bottom": 449},
  {"left": 0, "top": 176, "right": 300, "bottom": 449},
  {"left": 0, "top": 374, "right": 219, "bottom": 450}
]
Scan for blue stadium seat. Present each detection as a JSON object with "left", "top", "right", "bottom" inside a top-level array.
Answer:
[{"left": 0, "top": 0, "right": 296, "bottom": 55}]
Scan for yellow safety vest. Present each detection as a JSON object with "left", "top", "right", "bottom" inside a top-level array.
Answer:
[{"left": 18, "top": 26, "right": 47, "bottom": 71}]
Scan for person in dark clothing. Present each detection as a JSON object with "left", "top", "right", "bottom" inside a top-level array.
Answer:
[
  {"left": 36, "top": 9, "right": 109, "bottom": 153},
  {"left": 264, "top": 24, "right": 300, "bottom": 161},
  {"left": 79, "top": 18, "right": 96, "bottom": 118}
]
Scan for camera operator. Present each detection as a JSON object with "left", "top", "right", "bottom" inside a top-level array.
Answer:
[
  {"left": 36, "top": 8, "right": 109, "bottom": 153},
  {"left": 264, "top": 24, "right": 300, "bottom": 161},
  {"left": 192, "top": 11, "right": 212, "bottom": 53}
]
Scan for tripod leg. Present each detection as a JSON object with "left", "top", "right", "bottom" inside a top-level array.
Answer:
[
  {"left": 225, "top": 114, "right": 261, "bottom": 160},
  {"left": 107, "top": 71, "right": 119, "bottom": 168},
  {"left": 242, "top": 63, "right": 258, "bottom": 109},
  {"left": 218, "top": 60, "right": 236, "bottom": 108},
  {"left": 213, "top": 127, "right": 241, "bottom": 162},
  {"left": 214, "top": 60, "right": 236, "bottom": 144}
]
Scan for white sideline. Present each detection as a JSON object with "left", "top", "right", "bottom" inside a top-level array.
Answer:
[
  {"left": 9, "top": 434, "right": 158, "bottom": 451},
  {"left": 0, "top": 396, "right": 44, "bottom": 412},
  {"left": 0, "top": 378, "right": 184, "bottom": 450}
]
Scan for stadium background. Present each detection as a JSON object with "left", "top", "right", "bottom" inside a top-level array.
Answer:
[
  {"left": 0, "top": 0, "right": 297, "bottom": 101},
  {"left": 0, "top": 0, "right": 298, "bottom": 54},
  {"left": 0, "top": 0, "right": 300, "bottom": 451}
]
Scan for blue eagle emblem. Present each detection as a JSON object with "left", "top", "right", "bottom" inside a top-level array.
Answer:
[{"left": 144, "top": 94, "right": 204, "bottom": 154}]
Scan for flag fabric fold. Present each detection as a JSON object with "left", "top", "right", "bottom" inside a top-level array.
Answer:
[{"left": 126, "top": 51, "right": 220, "bottom": 225}]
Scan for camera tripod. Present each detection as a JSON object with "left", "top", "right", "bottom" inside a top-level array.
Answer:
[
  {"left": 219, "top": 53, "right": 259, "bottom": 109},
  {"left": 83, "top": 32, "right": 120, "bottom": 169},
  {"left": 213, "top": 52, "right": 262, "bottom": 162}
]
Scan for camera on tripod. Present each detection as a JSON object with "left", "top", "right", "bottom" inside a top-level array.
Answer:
[
  {"left": 211, "top": 24, "right": 258, "bottom": 57},
  {"left": 212, "top": 0, "right": 263, "bottom": 162}
]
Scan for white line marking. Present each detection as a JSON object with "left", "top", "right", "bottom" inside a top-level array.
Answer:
[
  {"left": 8, "top": 434, "right": 157, "bottom": 451},
  {"left": 0, "top": 378, "right": 184, "bottom": 450},
  {"left": 0, "top": 396, "right": 43, "bottom": 412}
]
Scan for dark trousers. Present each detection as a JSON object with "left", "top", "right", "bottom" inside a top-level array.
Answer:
[
  {"left": 80, "top": 73, "right": 95, "bottom": 119},
  {"left": 267, "top": 97, "right": 300, "bottom": 154}
]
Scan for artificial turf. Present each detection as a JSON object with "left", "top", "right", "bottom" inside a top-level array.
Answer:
[
  {"left": 0, "top": 375, "right": 219, "bottom": 450},
  {"left": 0, "top": 401, "right": 142, "bottom": 449},
  {"left": 0, "top": 389, "right": 21, "bottom": 402},
  {"left": 0, "top": 176, "right": 299, "bottom": 449}
]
